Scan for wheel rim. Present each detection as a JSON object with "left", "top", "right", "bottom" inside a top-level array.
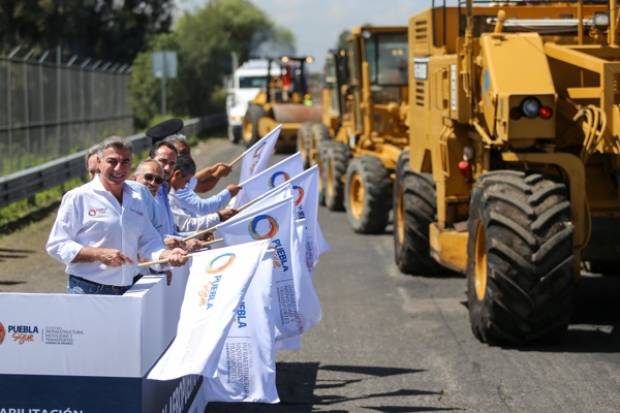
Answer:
[
  {"left": 474, "top": 221, "right": 488, "bottom": 301},
  {"left": 298, "top": 134, "right": 306, "bottom": 159},
  {"left": 310, "top": 140, "right": 317, "bottom": 163},
  {"left": 349, "top": 172, "right": 365, "bottom": 219},
  {"left": 396, "top": 182, "right": 405, "bottom": 244},
  {"left": 326, "top": 159, "right": 334, "bottom": 199}
]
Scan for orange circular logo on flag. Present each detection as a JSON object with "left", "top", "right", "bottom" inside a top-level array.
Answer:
[
  {"left": 269, "top": 171, "right": 290, "bottom": 188},
  {"left": 292, "top": 185, "right": 305, "bottom": 206},
  {"left": 207, "top": 253, "right": 236, "bottom": 274},
  {"left": 249, "top": 215, "right": 279, "bottom": 240},
  {"left": 0, "top": 323, "right": 5, "bottom": 345}
]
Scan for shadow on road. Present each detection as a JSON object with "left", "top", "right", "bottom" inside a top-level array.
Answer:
[
  {"left": 319, "top": 365, "right": 423, "bottom": 377},
  {"left": 0, "top": 248, "right": 35, "bottom": 254},
  {"left": 362, "top": 407, "right": 463, "bottom": 413},
  {"left": 0, "top": 247, "right": 35, "bottom": 262},
  {"left": 551, "top": 274, "right": 620, "bottom": 353},
  {"left": 206, "top": 362, "right": 318, "bottom": 413},
  {"left": 206, "top": 363, "right": 448, "bottom": 412},
  {"left": 0, "top": 280, "right": 25, "bottom": 286},
  {"left": 525, "top": 275, "right": 620, "bottom": 354},
  {"left": 457, "top": 274, "right": 620, "bottom": 353}
]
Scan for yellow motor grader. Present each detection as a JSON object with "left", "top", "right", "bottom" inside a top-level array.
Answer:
[
  {"left": 316, "top": 26, "right": 410, "bottom": 234},
  {"left": 242, "top": 56, "right": 322, "bottom": 150},
  {"left": 394, "top": 0, "right": 620, "bottom": 345}
]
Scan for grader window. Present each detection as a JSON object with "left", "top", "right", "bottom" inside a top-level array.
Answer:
[
  {"left": 239, "top": 76, "right": 267, "bottom": 89},
  {"left": 364, "top": 33, "right": 408, "bottom": 87}
]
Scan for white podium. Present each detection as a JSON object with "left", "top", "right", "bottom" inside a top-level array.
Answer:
[{"left": 0, "top": 267, "right": 208, "bottom": 413}]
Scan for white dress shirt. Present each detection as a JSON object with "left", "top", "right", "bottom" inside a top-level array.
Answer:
[
  {"left": 171, "top": 176, "right": 231, "bottom": 216},
  {"left": 46, "top": 175, "right": 166, "bottom": 286},
  {"left": 155, "top": 183, "right": 178, "bottom": 237},
  {"left": 169, "top": 184, "right": 220, "bottom": 233},
  {"left": 125, "top": 180, "right": 162, "bottom": 234}
]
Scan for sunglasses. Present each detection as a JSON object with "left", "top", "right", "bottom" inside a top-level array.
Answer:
[{"left": 143, "top": 173, "right": 164, "bottom": 184}]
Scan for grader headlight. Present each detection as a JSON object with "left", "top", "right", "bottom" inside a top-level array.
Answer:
[
  {"left": 592, "top": 12, "right": 610, "bottom": 30},
  {"left": 509, "top": 96, "right": 554, "bottom": 122},
  {"left": 521, "top": 97, "right": 541, "bottom": 119}
]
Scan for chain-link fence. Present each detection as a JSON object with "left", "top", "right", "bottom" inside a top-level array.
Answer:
[{"left": 0, "top": 47, "right": 133, "bottom": 176}]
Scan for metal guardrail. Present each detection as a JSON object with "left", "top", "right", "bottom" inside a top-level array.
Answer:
[{"left": 0, "top": 114, "right": 226, "bottom": 208}]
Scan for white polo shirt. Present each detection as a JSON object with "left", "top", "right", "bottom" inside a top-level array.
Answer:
[{"left": 46, "top": 175, "right": 166, "bottom": 286}]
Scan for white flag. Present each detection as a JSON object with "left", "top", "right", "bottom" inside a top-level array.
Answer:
[
  {"left": 235, "top": 152, "right": 304, "bottom": 208},
  {"left": 293, "top": 218, "right": 322, "bottom": 332},
  {"left": 275, "top": 219, "right": 322, "bottom": 352},
  {"left": 147, "top": 240, "right": 270, "bottom": 381},
  {"left": 238, "top": 125, "right": 282, "bottom": 185},
  {"left": 204, "top": 251, "right": 279, "bottom": 403},
  {"left": 215, "top": 197, "right": 304, "bottom": 340},
  {"left": 285, "top": 166, "right": 330, "bottom": 267},
  {"left": 234, "top": 184, "right": 294, "bottom": 221}
]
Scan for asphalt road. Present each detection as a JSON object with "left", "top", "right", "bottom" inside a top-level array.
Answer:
[{"left": 2, "top": 137, "right": 619, "bottom": 412}]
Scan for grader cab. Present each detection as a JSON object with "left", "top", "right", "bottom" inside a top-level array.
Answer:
[
  {"left": 241, "top": 55, "right": 322, "bottom": 149},
  {"left": 297, "top": 48, "right": 350, "bottom": 168},
  {"left": 317, "top": 26, "right": 410, "bottom": 234},
  {"left": 395, "top": 0, "right": 620, "bottom": 345}
]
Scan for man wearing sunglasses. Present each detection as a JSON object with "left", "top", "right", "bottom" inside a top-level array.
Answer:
[
  {"left": 169, "top": 155, "right": 238, "bottom": 233},
  {"left": 128, "top": 158, "right": 201, "bottom": 251},
  {"left": 134, "top": 159, "right": 165, "bottom": 197},
  {"left": 164, "top": 134, "right": 241, "bottom": 216}
]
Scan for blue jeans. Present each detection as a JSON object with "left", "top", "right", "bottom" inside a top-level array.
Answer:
[{"left": 67, "top": 275, "right": 132, "bottom": 295}]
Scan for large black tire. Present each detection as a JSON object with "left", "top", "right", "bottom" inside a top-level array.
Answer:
[
  {"left": 310, "top": 123, "right": 330, "bottom": 167},
  {"left": 242, "top": 105, "right": 266, "bottom": 148},
  {"left": 297, "top": 122, "right": 314, "bottom": 168},
  {"left": 344, "top": 156, "right": 391, "bottom": 234},
  {"left": 466, "top": 171, "right": 575, "bottom": 346},
  {"left": 316, "top": 141, "right": 331, "bottom": 206},
  {"left": 393, "top": 151, "right": 444, "bottom": 275},
  {"left": 322, "top": 141, "right": 351, "bottom": 211}
]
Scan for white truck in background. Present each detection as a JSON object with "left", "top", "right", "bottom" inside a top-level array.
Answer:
[{"left": 226, "top": 59, "right": 280, "bottom": 143}]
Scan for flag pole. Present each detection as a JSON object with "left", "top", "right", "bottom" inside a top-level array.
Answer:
[
  {"left": 138, "top": 238, "right": 224, "bottom": 267},
  {"left": 228, "top": 149, "right": 250, "bottom": 168}
]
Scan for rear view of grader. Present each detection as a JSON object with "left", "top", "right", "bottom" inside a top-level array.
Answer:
[
  {"left": 242, "top": 56, "right": 322, "bottom": 149},
  {"left": 312, "top": 26, "right": 410, "bottom": 233},
  {"left": 395, "top": 0, "right": 620, "bottom": 345}
]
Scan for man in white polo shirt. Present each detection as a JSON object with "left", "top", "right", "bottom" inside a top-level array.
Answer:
[{"left": 46, "top": 136, "right": 188, "bottom": 295}]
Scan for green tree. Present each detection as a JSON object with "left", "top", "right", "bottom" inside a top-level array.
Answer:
[
  {"left": 130, "top": 0, "right": 296, "bottom": 125},
  {"left": 129, "top": 33, "right": 178, "bottom": 128},
  {"left": 1, "top": 0, "right": 173, "bottom": 62}
]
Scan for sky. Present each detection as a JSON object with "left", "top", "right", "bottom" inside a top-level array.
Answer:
[{"left": 176, "top": 0, "right": 434, "bottom": 70}]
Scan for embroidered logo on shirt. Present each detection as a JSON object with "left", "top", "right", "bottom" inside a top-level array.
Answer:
[{"left": 88, "top": 208, "right": 107, "bottom": 217}]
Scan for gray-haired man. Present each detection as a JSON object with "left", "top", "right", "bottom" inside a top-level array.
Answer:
[{"left": 47, "top": 136, "right": 188, "bottom": 295}]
